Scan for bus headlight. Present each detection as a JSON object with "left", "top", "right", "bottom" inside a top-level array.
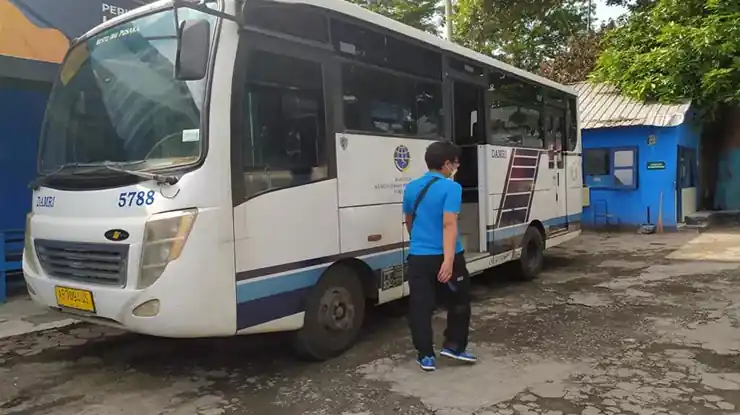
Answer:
[
  {"left": 23, "top": 213, "right": 40, "bottom": 275},
  {"left": 138, "top": 209, "right": 197, "bottom": 289}
]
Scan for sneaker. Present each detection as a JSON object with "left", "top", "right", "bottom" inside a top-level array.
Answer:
[
  {"left": 417, "top": 356, "right": 436, "bottom": 371},
  {"left": 440, "top": 348, "right": 478, "bottom": 363}
]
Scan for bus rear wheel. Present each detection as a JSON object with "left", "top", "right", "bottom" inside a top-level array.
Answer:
[
  {"left": 292, "top": 264, "right": 366, "bottom": 361},
  {"left": 517, "top": 226, "right": 545, "bottom": 281}
]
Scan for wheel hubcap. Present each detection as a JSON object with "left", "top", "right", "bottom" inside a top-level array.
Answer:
[{"left": 318, "top": 287, "right": 355, "bottom": 331}]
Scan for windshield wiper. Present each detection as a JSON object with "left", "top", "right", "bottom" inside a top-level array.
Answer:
[
  {"left": 29, "top": 161, "right": 179, "bottom": 190},
  {"left": 102, "top": 161, "right": 179, "bottom": 185},
  {"left": 29, "top": 162, "right": 101, "bottom": 190}
]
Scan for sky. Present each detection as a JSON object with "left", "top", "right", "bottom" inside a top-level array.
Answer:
[{"left": 595, "top": 0, "right": 629, "bottom": 23}]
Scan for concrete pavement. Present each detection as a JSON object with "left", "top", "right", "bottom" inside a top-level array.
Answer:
[
  {"left": 3, "top": 229, "right": 740, "bottom": 414},
  {"left": 0, "top": 296, "right": 78, "bottom": 340}
]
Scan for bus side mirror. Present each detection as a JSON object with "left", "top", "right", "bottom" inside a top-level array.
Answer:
[{"left": 175, "top": 19, "right": 210, "bottom": 81}]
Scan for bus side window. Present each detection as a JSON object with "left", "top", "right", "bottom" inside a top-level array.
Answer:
[
  {"left": 566, "top": 97, "right": 578, "bottom": 152},
  {"left": 241, "top": 50, "right": 328, "bottom": 198},
  {"left": 342, "top": 63, "right": 443, "bottom": 139},
  {"left": 544, "top": 112, "right": 565, "bottom": 151},
  {"left": 487, "top": 73, "right": 543, "bottom": 149}
]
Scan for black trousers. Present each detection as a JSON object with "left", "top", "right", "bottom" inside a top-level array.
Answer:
[{"left": 407, "top": 252, "right": 471, "bottom": 358}]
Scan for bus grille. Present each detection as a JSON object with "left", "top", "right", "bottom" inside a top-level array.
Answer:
[{"left": 34, "top": 240, "right": 129, "bottom": 287}]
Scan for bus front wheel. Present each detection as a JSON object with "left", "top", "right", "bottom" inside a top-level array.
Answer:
[
  {"left": 292, "top": 264, "right": 366, "bottom": 361},
  {"left": 517, "top": 226, "right": 545, "bottom": 281}
]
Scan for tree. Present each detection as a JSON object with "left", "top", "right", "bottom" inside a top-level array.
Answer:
[
  {"left": 347, "top": 0, "right": 441, "bottom": 34},
  {"left": 591, "top": 0, "right": 740, "bottom": 114},
  {"left": 452, "top": 0, "right": 594, "bottom": 73},
  {"left": 539, "top": 24, "right": 612, "bottom": 84},
  {"left": 605, "top": 0, "right": 656, "bottom": 12}
]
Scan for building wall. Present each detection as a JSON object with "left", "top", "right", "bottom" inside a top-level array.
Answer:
[
  {"left": 0, "top": 81, "right": 50, "bottom": 231},
  {"left": 715, "top": 107, "right": 740, "bottom": 210},
  {"left": 0, "top": 0, "right": 150, "bottom": 232},
  {"left": 676, "top": 121, "right": 702, "bottom": 149},
  {"left": 0, "top": 0, "right": 145, "bottom": 66},
  {"left": 582, "top": 123, "right": 701, "bottom": 228}
]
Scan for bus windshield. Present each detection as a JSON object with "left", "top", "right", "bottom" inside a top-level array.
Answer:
[{"left": 38, "top": 7, "right": 217, "bottom": 174}]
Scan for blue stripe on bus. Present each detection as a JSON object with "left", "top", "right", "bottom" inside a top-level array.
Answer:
[
  {"left": 234, "top": 252, "right": 405, "bottom": 329},
  {"left": 486, "top": 213, "right": 581, "bottom": 240},
  {"left": 235, "top": 251, "right": 405, "bottom": 305},
  {"left": 236, "top": 267, "right": 325, "bottom": 304},
  {"left": 236, "top": 213, "right": 582, "bottom": 304},
  {"left": 235, "top": 213, "right": 581, "bottom": 328},
  {"left": 548, "top": 213, "right": 581, "bottom": 227},
  {"left": 237, "top": 287, "right": 311, "bottom": 329}
]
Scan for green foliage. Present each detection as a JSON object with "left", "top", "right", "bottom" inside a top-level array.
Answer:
[
  {"left": 347, "top": 0, "right": 441, "bottom": 34},
  {"left": 540, "top": 24, "right": 612, "bottom": 84},
  {"left": 605, "top": 0, "right": 657, "bottom": 12},
  {"left": 591, "top": 0, "right": 740, "bottom": 114},
  {"left": 452, "top": 0, "right": 595, "bottom": 73}
]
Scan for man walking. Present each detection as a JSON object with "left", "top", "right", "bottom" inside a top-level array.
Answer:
[{"left": 402, "top": 141, "right": 477, "bottom": 372}]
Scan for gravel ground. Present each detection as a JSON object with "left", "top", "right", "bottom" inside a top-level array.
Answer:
[{"left": 3, "top": 229, "right": 740, "bottom": 415}]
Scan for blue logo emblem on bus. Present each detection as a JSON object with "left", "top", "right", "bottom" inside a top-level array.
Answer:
[{"left": 393, "top": 145, "right": 410, "bottom": 172}]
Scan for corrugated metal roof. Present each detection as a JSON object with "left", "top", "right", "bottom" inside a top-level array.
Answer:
[{"left": 573, "top": 81, "right": 691, "bottom": 129}]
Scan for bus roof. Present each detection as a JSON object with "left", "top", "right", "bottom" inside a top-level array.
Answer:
[
  {"left": 77, "top": 0, "right": 576, "bottom": 97},
  {"left": 278, "top": 0, "right": 577, "bottom": 96}
]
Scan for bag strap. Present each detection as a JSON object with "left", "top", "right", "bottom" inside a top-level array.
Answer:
[{"left": 410, "top": 177, "right": 441, "bottom": 227}]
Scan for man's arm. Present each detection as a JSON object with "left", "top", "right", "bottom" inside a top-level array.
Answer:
[
  {"left": 402, "top": 188, "right": 413, "bottom": 235},
  {"left": 442, "top": 183, "right": 462, "bottom": 264},
  {"left": 442, "top": 212, "right": 458, "bottom": 263}
]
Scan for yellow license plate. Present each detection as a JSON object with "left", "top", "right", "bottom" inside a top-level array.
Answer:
[{"left": 55, "top": 286, "right": 96, "bottom": 313}]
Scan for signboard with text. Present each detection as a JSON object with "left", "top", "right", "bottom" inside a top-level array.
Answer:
[
  {"left": 647, "top": 161, "right": 666, "bottom": 170},
  {"left": 2, "top": 0, "right": 153, "bottom": 64}
]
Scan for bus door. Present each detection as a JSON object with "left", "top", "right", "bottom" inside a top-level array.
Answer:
[
  {"left": 450, "top": 77, "right": 488, "bottom": 254},
  {"left": 545, "top": 107, "right": 568, "bottom": 234}
]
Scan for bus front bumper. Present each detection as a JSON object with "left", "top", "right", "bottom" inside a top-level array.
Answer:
[{"left": 22, "top": 210, "right": 237, "bottom": 338}]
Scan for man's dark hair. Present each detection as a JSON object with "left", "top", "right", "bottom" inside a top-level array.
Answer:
[{"left": 425, "top": 141, "right": 461, "bottom": 170}]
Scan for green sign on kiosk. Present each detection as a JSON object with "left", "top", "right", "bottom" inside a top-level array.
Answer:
[{"left": 647, "top": 161, "right": 665, "bottom": 170}]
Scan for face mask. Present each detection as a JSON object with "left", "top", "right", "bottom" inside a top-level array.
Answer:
[{"left": 449, "top": 169, "right": 458, "bottom": 179}]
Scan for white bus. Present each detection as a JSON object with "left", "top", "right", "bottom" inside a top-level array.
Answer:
[{"left": 23, "top": 0, "right": 582, "bottom": 360}]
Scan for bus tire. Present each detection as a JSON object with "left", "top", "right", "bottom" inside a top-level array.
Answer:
[
  {"left": 517, "top": 226, "right": 545, "bottom": 281},
  {"left": 292, "top": 264, "right": 366, "bottom": 361}
]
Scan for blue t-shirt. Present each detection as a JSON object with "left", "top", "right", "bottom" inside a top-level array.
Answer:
[{"left": 402, "top": 172, "right": 464, "bottom": 256}]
